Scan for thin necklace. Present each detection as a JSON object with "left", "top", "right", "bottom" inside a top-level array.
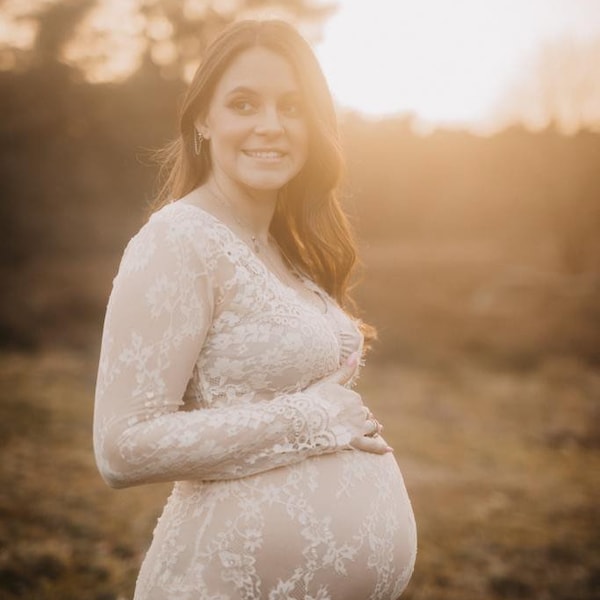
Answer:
[
  {"left": 205, "top": 186, "right": 327, "bottom": 313},
  {"left": 264, "top": 240, "right": 329, "bottom": 314},
  {"left": 206, "top": 185, "right": 265, "bottom": 253}
]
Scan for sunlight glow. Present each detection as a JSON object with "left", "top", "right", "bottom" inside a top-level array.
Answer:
[
  {"left": 0, "top": 16, "right": 38, "bottom": 50},
  {"left": 315, "top": 0, "right": 600, "bottom": 132},
  {"left": 61, "top": 0, "right": 146, "bottom": 83},
  {"left": 0, "top": 0, "right": 598, "bottom": 131}
]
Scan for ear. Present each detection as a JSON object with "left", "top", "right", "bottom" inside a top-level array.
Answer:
[{"left": 194, "top": 118, "right": 211, "bottom": 141}]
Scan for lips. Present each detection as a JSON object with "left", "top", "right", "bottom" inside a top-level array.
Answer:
[{"left": 243, "top": 149, "right": 287, "bottom": 159}]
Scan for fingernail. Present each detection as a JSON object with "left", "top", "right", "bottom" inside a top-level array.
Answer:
[
  {"left": 347, "top": 352, "right": 359, "bottom": 367},
  {"left": 386, "top": 446, "right": 394, "bottom": 453}
]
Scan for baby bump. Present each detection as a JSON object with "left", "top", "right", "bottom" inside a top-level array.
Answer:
[
  {"left": 303, "top": 449, "right": 417, "bottom": 596},
  {"left": 143, "top": 450, "right": 416, "bottom": 599}
]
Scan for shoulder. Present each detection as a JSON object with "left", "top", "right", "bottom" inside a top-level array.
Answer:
[
  {"left": 119, "top": 201, "right": 227, "bottom": 276},
  {"left": 132, "top": 201, "right": 228, "bottom": 254},
  {"left": 147, "top": 200, "right": 221, "bottom": 242}
]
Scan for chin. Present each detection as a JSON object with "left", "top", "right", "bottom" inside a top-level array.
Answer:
[{"left": 243, "top": 173, "right": 298, "bottom": 192}]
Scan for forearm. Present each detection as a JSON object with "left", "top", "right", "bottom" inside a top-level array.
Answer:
[{"left": 95, "top": 387, "right": 357, "bottom": 488}]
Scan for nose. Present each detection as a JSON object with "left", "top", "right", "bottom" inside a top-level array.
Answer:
[{"left": 254, "top": 105, "right": 284, "bottom": 136}]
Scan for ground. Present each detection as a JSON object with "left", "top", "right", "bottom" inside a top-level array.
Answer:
[{"left": 0, "top": 349, "right": 597, "bottom": 599}]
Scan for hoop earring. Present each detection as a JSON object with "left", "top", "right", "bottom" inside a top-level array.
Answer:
[{"left": 193, "top": 130, "right": 204, "bottom": 155}]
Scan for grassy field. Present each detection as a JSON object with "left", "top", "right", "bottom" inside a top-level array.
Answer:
[
  {"left": 0, "top": 347, "right": 597, "bottom": 600},
  {"left": 0, "top": 235, "right": 598, "bottom": 599}
]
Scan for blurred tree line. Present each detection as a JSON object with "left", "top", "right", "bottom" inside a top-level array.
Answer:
[
  {"left": 341, "top": 115, "right": 600, "bottom": 273},
  {"left": 0, "top": 0, "right": 599, "bottom": 362}
]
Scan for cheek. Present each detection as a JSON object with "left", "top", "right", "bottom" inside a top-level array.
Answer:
[
  {"left": 208, "top": 127, "right": 248, "bottom": 165},
  {"left": 217, "top": 125, "right": 246, "bottom": 147},
  {"left": 206, "top": 110, "right": 250, "bottom": 145}
]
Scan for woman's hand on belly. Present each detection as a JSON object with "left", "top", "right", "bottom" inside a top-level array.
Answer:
[{"left": 306, "top": 353, "right": 392, "bottom": 456}]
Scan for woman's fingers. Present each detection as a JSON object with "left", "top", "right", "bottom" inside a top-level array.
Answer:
[
  {"left": 352, "top": 407, "right": 388, "bottom": 454},
  {"left": 362, "top": 414, "right": 383, "bottom": 437},
  {"left": 306, "top": 358, "right": 392, "bottom": 456},
  {"left": 321, "top": 351, "right": 360, "bottom": 387},
  {"left": 350, "top": 434, "right": 393, "bottom": 455}
]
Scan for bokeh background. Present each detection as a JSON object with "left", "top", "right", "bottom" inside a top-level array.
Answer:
[{"left": 0, "top": 1, "right": 598, "bottom": 599}]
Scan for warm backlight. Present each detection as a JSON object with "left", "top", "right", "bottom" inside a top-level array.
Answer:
[
  {"left": 315, "top": 0, "right": 600, "bottom": 132},
  {"left": 1, "top": 0, "right": 599, "bottom": 132}
]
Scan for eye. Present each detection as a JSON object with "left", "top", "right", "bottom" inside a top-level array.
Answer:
[
  {"left": 230, "top": 98, "right": 256, "bottom": 114},
  {"left": 280, "top": 97, "right": 304, "bottom": 118}
]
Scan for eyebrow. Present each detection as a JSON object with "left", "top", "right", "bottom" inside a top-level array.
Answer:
[{"left": 225, "top": 86, "right": 301, "bottom": 97}]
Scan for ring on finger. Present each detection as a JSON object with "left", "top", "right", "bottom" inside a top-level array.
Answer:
[{"left": 364, "top": 418, "right": 380, "bottom": 438}]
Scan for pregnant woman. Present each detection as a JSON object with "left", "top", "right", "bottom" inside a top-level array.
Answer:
[{"left": 94, "top": 19, "right": 416, "bottom": 599}]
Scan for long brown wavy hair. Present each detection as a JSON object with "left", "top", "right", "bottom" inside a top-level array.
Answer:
[{"left": 155, "top": 19, "right": 372, "bottom": 336}]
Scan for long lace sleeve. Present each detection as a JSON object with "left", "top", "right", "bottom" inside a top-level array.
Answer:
[{"left": 93, "top": 208, "right": 360, "bottom": 489}]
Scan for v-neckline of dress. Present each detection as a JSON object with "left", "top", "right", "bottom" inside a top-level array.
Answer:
[{"left": 177, "top": 200, "right": 330, "bottom": 316}]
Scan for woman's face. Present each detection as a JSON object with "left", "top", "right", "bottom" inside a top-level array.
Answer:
[{"left": 198, "top": 46, "right": 309, "bottom": 197}]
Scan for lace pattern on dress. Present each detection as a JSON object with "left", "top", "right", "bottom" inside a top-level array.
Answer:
[{"left": 94, "top": 201, "right": 416, "bottom": 599}]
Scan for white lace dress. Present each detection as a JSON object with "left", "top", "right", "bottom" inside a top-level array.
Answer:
[{"left": 94, "top": 201, "right": 416, "bottom": 600}]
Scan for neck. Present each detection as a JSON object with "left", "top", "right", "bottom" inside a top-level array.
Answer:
[{"left": 207, "top": 174, "right": 277, "bottom": 243}]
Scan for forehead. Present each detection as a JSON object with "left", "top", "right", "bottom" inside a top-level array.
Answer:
[{"left": 213, "top": 46, "right": 300, "bottom": 96}]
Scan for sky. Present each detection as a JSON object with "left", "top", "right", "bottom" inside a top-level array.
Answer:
[
  {"left": 314, "top": 0, "right": 600, "bottom": 133},
  {"left": 0, "top": 0, "right": 599, "bottom": 133}
]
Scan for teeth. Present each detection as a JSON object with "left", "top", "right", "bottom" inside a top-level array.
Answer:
[{"left": 245, "top": 151, "right": 284, "bottom": 159}]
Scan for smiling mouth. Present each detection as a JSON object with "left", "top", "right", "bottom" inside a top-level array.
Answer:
[{"left": 243, "top": 150, "right": 286, "bottom": 159}]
